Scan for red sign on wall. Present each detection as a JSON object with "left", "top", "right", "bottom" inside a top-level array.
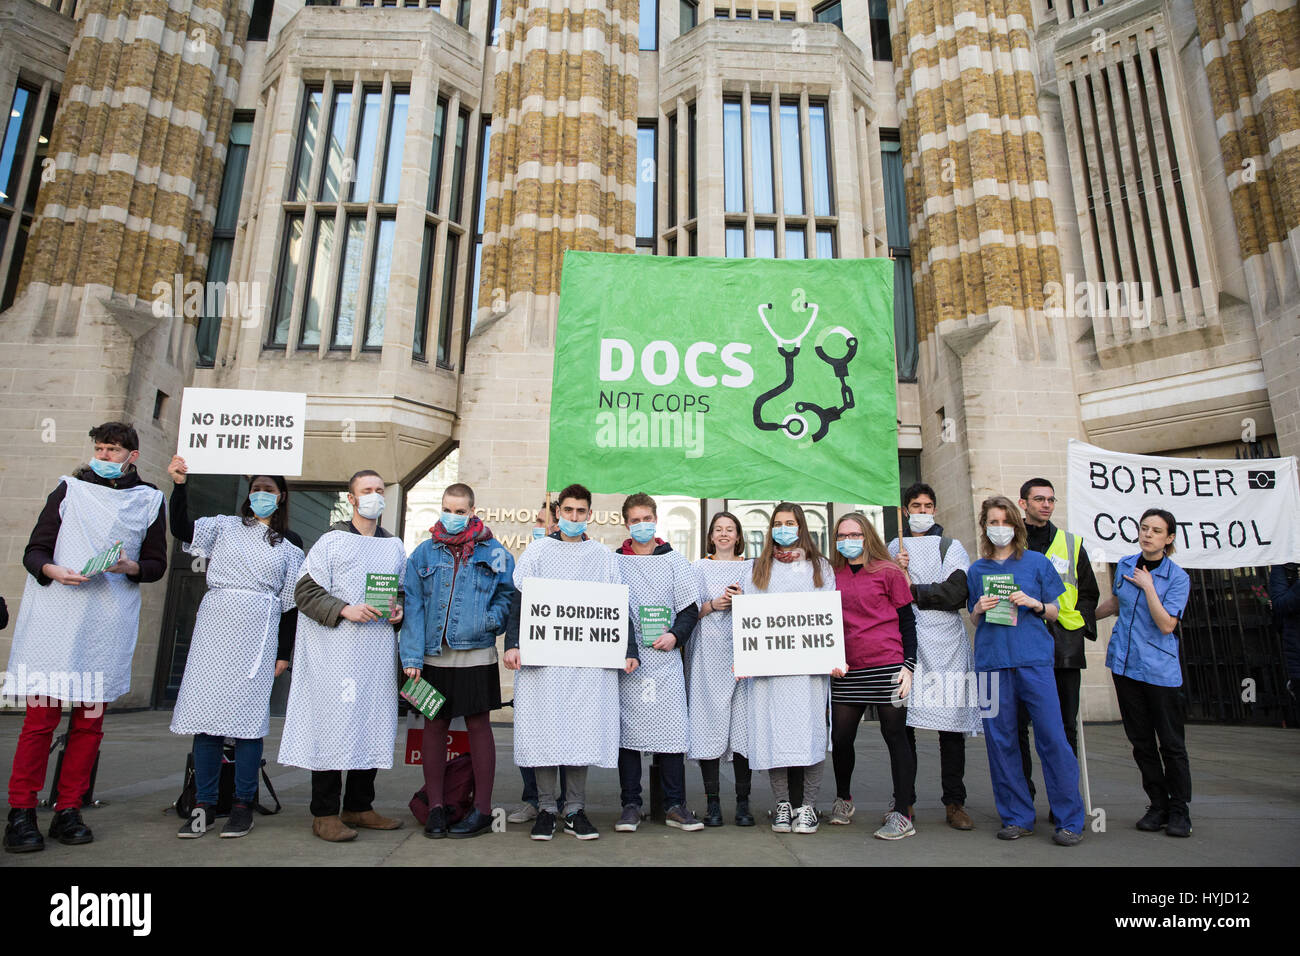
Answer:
[{"left": 404, "top": 727, "right": 470, "bottom": 765}]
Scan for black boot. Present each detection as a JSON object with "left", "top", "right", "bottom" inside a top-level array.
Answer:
[
  {"left": 703, "top": 796, "right": 724, "bottom": 827},
  {"left": 734, "top": 798, "right": 755, "bottom": 827},
  {"left": 4, "top": 808, "right": 44, "bottom": 853},
  {"left": 423, "top": 805, "right": 448, "bottom": 839},
  {"left": 48, "top": 807, "right": 94, "bottom": 845}
]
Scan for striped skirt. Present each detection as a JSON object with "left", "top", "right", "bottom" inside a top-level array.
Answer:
[{"left": 831, "top": 664, "right": 905, "bottom": 706}]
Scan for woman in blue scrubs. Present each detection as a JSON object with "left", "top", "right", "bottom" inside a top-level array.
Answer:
[
  {"left": 967, "top": 496, "right": 1085, "bottom": 846},
  {"left": 1095, "top": 508, "right": 1192, "bottom": 837}
]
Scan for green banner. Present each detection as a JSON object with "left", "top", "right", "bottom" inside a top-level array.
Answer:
[{"left": 548, "top": 252, "right": 898, "bottom": 504}]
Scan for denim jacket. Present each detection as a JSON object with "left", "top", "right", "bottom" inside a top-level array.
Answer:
[{"left": 399, "top": 536, "right": 516, "bottom": 669}]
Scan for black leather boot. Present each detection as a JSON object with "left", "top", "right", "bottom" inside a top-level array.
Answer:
[
  {"left": 48, "top": 807, "right": 94, "bottom": 845},
  {"left": 703, "top": 797, "right": 724, "bottom": 827},
  {"left": 4, "top": 808, "right": 44, "bottom": 853},
  {"left": 734, "top": 798, "right": 755, "bottom": 827}
]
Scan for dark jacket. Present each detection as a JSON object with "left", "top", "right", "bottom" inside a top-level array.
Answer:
[
  {"left": 1025, "top": 519, "right": 1099, "bottom": 669},
  {"left": 901, "top": 521, "right": 968, "bottom": 613},
  {"left": 295, "top": 520, "right": 398, "bottom": 629},
  {"left": 1269, "top": 564, "right": 1300, "bottom": 681},
  {"left": 24, "top": 465, "right": 168, "bottom": 586}
]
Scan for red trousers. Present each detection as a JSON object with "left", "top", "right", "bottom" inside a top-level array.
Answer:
[{"left": 7, "top": 697, "right": 105, "bottom": 810}]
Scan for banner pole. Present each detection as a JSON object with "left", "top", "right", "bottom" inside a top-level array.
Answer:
[{"left": 1077, "top": 705, "right": 1092, "bottom": 817}]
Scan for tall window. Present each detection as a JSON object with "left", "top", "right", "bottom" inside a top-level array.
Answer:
[
  {"left": 640, "top": 0, "right": 658, "bottom": 49},
  {"left": 457, "top": 0, "right": 471, "bottom": 27},
  {"left": 722, "top": 94, "right": 835, "bottom": 258},
  {"left": 636, "top": 124, "right": 657, "bottom": 251},
  {"left": 462, "top": 117, "right": 492, "bottom": 367},
  {"left": 0, "top": 80, "right": 58, "bottom": 309},
  {"left": 413, "top": 103, "right": 471, "bottom": 366},
  {"left": 881, "top": 131, "right": 915, "bottom": 380},
  {"left": 680, "top": 0, "right": 698, "bottom": 34},
  {"left": 197, "top": 115, "right": 253, "bottom": 366},
  {"left": 869, "top": 0, "right": 892, "bottom": 61},
  {"left": 667, "top": 111, "right": 677, "bottom": 227},
  {"left": 813, "top": 0, "right": 842, "bottom": 28},
  {"left": 271, "top": 82, "right": 410, "bottom": 350}
]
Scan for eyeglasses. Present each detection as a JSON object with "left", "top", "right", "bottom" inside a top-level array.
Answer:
[
  {"left": 835, "top": 533, "right": 865, "bottom": 541},
  {"left": 1028, "top": 496, "right": 1056, "bottom": 504}
]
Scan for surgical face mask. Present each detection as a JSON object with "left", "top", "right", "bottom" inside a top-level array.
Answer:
[
  {"left": 532, "top": 527, "right": 546, "bottom": 541},
  {"left": 249, "top": 491, "right": 279, "bottom": 518},
  {"left": 908, "top": 513, "right": 935, "bottom": 534},
  {"left": 558, "top": 517, "right": 587, "bottom": 537},
  {"left": 440, "top": 511, "right": 469, "bottom": 534},
  {"left": 89, "top": 457, "right": 126, "bottom": 479},
  {"left": 354, "top": 492, "right": 385, "bottom": 520},
  {"left": 836, "top": 539, "right": 864, "bottom": 559},
  {"left": 629, "top": 522, "right": 656, "bottom": 544},
  {"left": 772, "top": 526, "right": 799, "bottom": 547},
  {"left": 986, "top": 525, "right": 1015, "bottom": 548}
]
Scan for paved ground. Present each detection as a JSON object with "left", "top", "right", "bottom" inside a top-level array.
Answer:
[{"left": 1, "top": 711, "right": 1296, "bottom": 867}]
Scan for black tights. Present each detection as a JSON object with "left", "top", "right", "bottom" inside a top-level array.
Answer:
[
  {"left": 700, "top": 754, "right": 752, "bottom": 800},
  {"left": 831, "top": 703, "right": 917, "bottom": 809}
]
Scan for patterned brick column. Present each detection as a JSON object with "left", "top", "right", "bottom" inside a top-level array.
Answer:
[{"left": 1193, "top": 0, "right": 1300, "bottom": 458}]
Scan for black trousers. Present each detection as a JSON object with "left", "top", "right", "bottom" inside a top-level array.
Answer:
[
  {"left": 310, "top": 768, "right": 378, "bottom": 817},
  {"left": 1018, "top": 667, "right": 1081, "bottom": 798},
  {"left": 905, "top": 725, "right": 968, "bottom": 806},
  {"left": 1112, "top": 672, "right": 1192, "bottom": 813},
  {"left": 699, "top": 754, "right": 752, "bottom": 800},
  {"left": 833, "top": 704, "right": 916, "bottom": 808}
]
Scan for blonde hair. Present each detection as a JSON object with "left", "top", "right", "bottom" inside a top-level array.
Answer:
[
  {"left": 829, "top": 512, "right": 897, "bottom": 572},
  {"left": 978, "top": 496, "right": 1028, "bottom": 560}
]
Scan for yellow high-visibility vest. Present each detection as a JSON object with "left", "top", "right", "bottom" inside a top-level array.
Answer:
[{"left": 1045, "top": 529, "right": 1083, "bottom": 630}]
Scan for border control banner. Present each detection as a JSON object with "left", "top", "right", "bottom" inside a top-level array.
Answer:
[
  {"left": 548, "top": 251, "right": 897, "bottom": 504},
  {"left": 1067, "top": 439, "right": 1300, "bottom": 569}
]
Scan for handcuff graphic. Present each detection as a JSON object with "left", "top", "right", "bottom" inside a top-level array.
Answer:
[{"left": 751, "top": 301, "right": 858, "bottom": 443}]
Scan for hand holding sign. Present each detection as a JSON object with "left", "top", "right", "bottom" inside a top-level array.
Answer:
[
  {"left": 168, "top": 455, "right": 189, "bottom": 485},
  {"left": 341, "top": 604, "right": 382, "bottom": 623}
]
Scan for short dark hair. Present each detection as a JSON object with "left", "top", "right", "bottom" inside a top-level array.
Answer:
[
  {"left": 1020, "top": 477, "right": 1054, "bottom": 501},
  {"left": 621, "top": 492, "right": 657, "bottom": 521},
  {"left": 443, "top": 482, "right": 475, "bottom": 508},
  {"left": 557, "top": 483, "right": 592, "bottom": 509},
  {"left": 88, "top": 422, "right": 139, "bottom": 451},
  {"left": 348, "top": 469, "right": 383, "bottom": 494},
  {"left": 902, "top": 482, "right": 936, "bottom": 509},
  {"left": 1140, "top": 507, "right": 1178, "bottom": 555},
  {"left": 540, "top": 500, "right": 558, "bottom": 520}
]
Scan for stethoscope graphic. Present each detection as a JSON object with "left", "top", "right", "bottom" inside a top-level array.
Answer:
[{"left": 752, "top": 301, "right": 857, "bottom": 442}]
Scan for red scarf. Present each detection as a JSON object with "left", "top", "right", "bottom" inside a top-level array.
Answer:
[
  {"left": 773, "top": 547, "right": 806, "bottom": 563},
  {"left": 431, "top": 515, "right": 491, "bottom": 564},
  {"left": 619, "top": 537, "right": 667, "bottom": 555}
]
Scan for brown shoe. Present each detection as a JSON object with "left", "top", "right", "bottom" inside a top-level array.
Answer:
[
  {"left": 946, "top": 803, "right": 975, "bottom": 830},
  {"left": 313, "top": 815, "right": 358, "bottom": 842},
  {"left": 340, "top": 809, "right": 403, "bottom": 830}
]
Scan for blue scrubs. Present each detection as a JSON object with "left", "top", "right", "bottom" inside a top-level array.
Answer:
[{"left": 968, "top": 550, "right": 1085, "bottom": 833}]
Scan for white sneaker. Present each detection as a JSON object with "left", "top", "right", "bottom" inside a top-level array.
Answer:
[
  {"left": 830, "top": 797, "right": 855, "bottom": 825},
  {"left": 507, "top": 804, "right": 538, "bottom": 824},
  {"left": 771, "top": 801, "right": 794, "bottom": 833},
  {"left": 793, "top": 805, "right": 820, "bottom": 834},
  {"left": 874, "top": 810, "right": 916, "bottom": 841}
]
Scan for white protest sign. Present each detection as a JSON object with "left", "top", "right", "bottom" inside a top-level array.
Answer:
[
  {"left": 519, "top": 576, "right": 630, "bottom": 669},
  {"left": 732, "top": 590, "right": 845, "bottom": 677},
  {"left": 176, "top": 387, "right": 306, "bottom": 476},
  {"left": 1067, "top": 439, "right": 1300, "bottom": 569}
]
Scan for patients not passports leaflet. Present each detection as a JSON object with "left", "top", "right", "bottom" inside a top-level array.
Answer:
[
  {"left": 80, "top": 541, "right": 123, "bottom": 577},
  {"left": 400, "top": 675, "right": 446, "bottom": 720},
  {"left": 983, "top": 573, "right": 1018, "bottom": 626},
  {"left": 639, "top": 605, "right": 672, "bottom": 647},
  {"left": 365, "top": 573, "right": 400, "bottom": 618}
]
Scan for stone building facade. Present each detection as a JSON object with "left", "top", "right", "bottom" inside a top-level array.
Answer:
[{"left": 0, "top": 0, "right": 1295, "bottom": 720}]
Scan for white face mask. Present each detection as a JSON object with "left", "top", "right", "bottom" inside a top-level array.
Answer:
[
  {"left": 354, "top": 492, "right": 385, "bottom": 520},
  {"left": 908, "top": 513, "right": 935, "bottom": 534},
  {"left": 986, "top": 526, "right": 1015, "bottom": 548}
]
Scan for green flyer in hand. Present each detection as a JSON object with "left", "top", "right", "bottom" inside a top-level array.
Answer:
[
  {"left": 365, "top": 573, "right": 400, "bottom": 618},
  {"left": 983, "top": 573, "right": 1018, "bottom": 626},
  {"left": 639, "top": 606, "right": 672, "bottom": 647},
  {"left": 81, "top": 541, "right": 123, "bottom": 577},
  {"left": 400, "top": 675, "right": 446, "bottom": 720}
]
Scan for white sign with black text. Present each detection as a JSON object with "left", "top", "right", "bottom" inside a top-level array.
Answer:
[
  {"left": 1067, "top": 439, "right": 1300, "bottom": 569},
  {"left": 518, "top": 576, "right": 630, "bottom": 669},
  {"left": 176, "top": 387, "right": 306, "bottom": 477},
  {"left": 732, "top": 590, "right": 846, "bottom": 677}
]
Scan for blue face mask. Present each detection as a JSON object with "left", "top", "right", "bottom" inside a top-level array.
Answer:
[
  {"left": 440, "top": 511, "right": 469, "bottom": 534},
  {"left": 532, "top": 527, "right": 546, "bottom": 540},
  {"left": 558, "top": 517, "right": 587, "bottom": 538},
  {"left": 89, "top": 457, "right": 126, "bottom": 480},
  {"left": 772, "top": 526, "right": 799, "bottom": 547},
  {"left": 836, "top": 539, "right": 864, "bottom": 559},
  {"left": 629, "top": 522, "right": 656, "bottom": 544},
  {"left": 249, "top": 491, "right": 279, "bottom": 518}
]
